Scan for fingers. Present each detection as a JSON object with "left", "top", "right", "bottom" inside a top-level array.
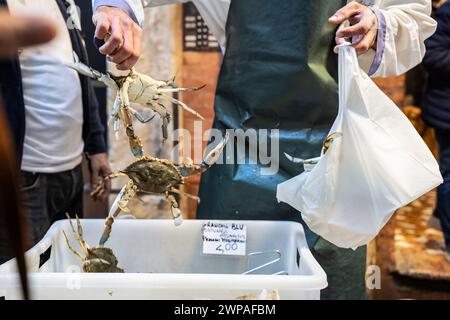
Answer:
[
  {"left": 90, "top": 168, "right": 100, "bottom": 201},
  {"left": 91, "top": 174, "right": 109, "bottom": 202},
  {"left": 328, "top": 2, "right": 362, "bottom": 25},
  {"left": 111, "top": 25, "right": 133, "bottom": 67},
  {"left": 117, "top": 25, "right": 141, "bottom": 70},
  {"left": 333, "top": 37, "right": 346, "bottom": 54},
  {"left": 93, "top": 12, "right": 110, "bottom": 41},
  {"left": 352, "top": 27, "right": 377, "bottom": 55},
  {"left": 330, "top": 2, "right": 378, "bottom": 56},
  {"left": 93, "top": 6, "right": 142, "bottom": 70},
  {"left": 0, "top": 11, "right": 56, "bottom": 57},
  {"left": 336, "top": 14, "right": 374, "bottom": 39},
  {"left": 89, "top": 153, "right": 112, "bottom": 202},
  {"left": 99, "top": 17, "right": 123, "bottom": 56},
  {"left": 102, "top": 176, "right": 112, "bottom": 203}
]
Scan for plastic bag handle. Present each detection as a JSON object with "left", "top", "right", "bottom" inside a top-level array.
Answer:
[{"left": 337, "top": 43, "right": 360, "bottom": 114}]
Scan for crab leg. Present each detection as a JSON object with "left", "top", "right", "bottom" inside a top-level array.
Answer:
[
  {"left": 170, "top": 188, "right": 200, "bottom": 203},
  {"left": 98, "top": 217, "right": 114, "bottom": 248},
  {"left": 108, "top": 95, "right": 123, "bottom": 141},
  {"left": 62, "top": 230, "right": 83, "bottom": 260},
  {"left": 108, "top": 95, "right": 122, "bottom": 126},
  {"left": 146, "top": 102, "right": 171, "bottom": 141},
  {"left": 65, "top": 213, "right": 89, "bottom": 255},
  {"left": 99, "top": 180, "right": 137, "bottom": 246},
  {"left": 75, "top": 215, "right": 88, "bottom": 249},
  {"left": 66, "top": 52, "right": 119, "bottom": 91},
  {"left": 158, "top": 84, "right": 206, "bottom": 94},
  {"left": 166, "top": 193, "right": 183, "bottom": 226},
  {"left": 177, "top": 132, "right": 230, "bottom": 176},
  {"left": 121, "top": 108, "right": 144, "bottom": 157},
  {"left": 119, "top": 78, "right": 144, "bottom": 158},
  {"left": 159, "top": 94, "right": 205, "bottom": 120},
  {"left": 128, "top": 106, "right": 155, "bottom": 123}
]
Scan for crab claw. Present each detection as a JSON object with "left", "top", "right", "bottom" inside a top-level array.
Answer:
[
  {"left": 200, "top": 132, "right": 230, "bottom": 170},
  {"left": 284, "top": 153, "right": 321, "bottom": 165},
  {"left": 66, "top": 52, "right": 103, "bottom": 79},
  {"left": 108, "top": 183, "right": 133, "bottom": 218},
  {"left": 66, "top": 52, "right": 118, "bottom": 90},
  {"left": 134, "top": 112, "right": 156, "bottom": 124},
  {"left": 284, "top": 153, "right": 306, "bottom": 164},
  {"left": 99, "top": 182, "right": 135, "bottom": 246},
  {"left": 167, "top": 75, "right": 176, "bottom": 86},
  {"left": 172, "top": 207, "right": 183, "bottom": 227}
]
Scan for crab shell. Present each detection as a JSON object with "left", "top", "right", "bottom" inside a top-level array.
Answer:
[
  {"left": 122, "top": 156, "right": 185, "bottom": 193},
  {"left": 111, "top": 72, "right": 167, "bottom": 105},
  {"left": 83, "top": 247, "right": 124, "bottom": 273}
]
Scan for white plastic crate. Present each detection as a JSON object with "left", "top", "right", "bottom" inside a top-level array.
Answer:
[{"left": 0, "top": 219, "right": 327, "bottom": 300}]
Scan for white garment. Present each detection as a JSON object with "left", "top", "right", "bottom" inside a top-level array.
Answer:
[
  {"left": 8, "top": 0, "right": 84, "bottom": 173},
  {"left": 146, "top": 0, "right": 230, "bottom": 52},
  {"left": 111, "top": 0, "right": 437, "bottom": 77}
]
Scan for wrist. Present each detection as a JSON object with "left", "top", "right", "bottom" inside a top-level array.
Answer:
[{"left": 93, "top": 0, "right": 139, "bottom": 24}]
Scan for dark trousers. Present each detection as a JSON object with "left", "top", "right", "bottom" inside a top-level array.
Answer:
[
  {"left": 434, "top": 129, "right": 450, "bottom": 252},
  {"left": 0, "top": 164, "right": 84, "bottom": 263},
  {"left": 21, "top": 164, "right": 84, "bottom": 247}
]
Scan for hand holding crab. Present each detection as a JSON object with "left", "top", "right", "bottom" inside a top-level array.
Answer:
[{"left": 66, "top": 55, "right": 205, "bottom": 158}]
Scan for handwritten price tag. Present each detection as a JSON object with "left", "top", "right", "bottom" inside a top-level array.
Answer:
[{"left": 202, "top": 221, "right": 247, "bottom": 256}]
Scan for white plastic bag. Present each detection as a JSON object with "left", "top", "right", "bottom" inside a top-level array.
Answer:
[{"left": 277, "top": 44, "right": 443, "bottom": 249}]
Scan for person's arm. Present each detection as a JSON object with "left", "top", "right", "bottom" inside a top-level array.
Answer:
[
  {"left": 0, "top": 9, "right": 56, "bottom": 58},
  {"left": 84, "top": 79, "right": 107, "bottom": 157},
  {"left": 91, "top": 0, "right": 145, "bottom": 70},
  {"left": 361, "top": 0, "right": 437, "bottom": 77},
  {"left": 329, "top": 2, "right": 382, "bottom": 77},
  {"left": 91, "top": 0, "right": 186, "bottom": 70},
  {"left": 92, "top": 0, "right": 145, "bottom": 26},
  {"left": 422, "top": 2, "right": 450, "bottom": 75},
  {"left": 84, "top": 79, "right": 112, "bottom": 202},
  {"left": 329, "top": 0, "right": 436, "bottom": 78}
]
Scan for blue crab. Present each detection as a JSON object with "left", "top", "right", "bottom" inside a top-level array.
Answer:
[
  {"left": 93, "top": 133, "right": 230, "bottom": 246},
  {"left": 66, "top": 54, "right": 205, "bottom": 157}
]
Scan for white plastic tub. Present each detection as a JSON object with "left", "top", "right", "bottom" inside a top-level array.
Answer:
[{"left": 0, "top": 219, "right": 327, "bottom": 300}]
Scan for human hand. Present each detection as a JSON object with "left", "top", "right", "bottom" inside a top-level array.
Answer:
[
  {"left": 329, "top": 1, "right": 378, "bottom": 56},
  {"left": 93, "top": 6, "right": 142, "bottom": 70},
  {"left": 0, "top": 10, "right": 56, "bottom": 58},
  {"left": 89, "top": 153, "right": 112, "bottom": 202}
]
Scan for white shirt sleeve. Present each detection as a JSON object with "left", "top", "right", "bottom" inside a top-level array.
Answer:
[
  {"left": 357, "top": 0, "right": 437, "bottom": 77},
  {"left": 144, "top": 0, "right": 188, "bottom": 6},
  {"left": 128, "top": 0, "right": 145, "bottom": 24},
  {"left": 92, "top": 0, "right": 146, "bottom": 26},
  {"left": 94, "top": 0, "right": 436, "bottom": 78}
]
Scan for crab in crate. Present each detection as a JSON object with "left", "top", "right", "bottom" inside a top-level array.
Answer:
[
  {"left": 62, "top": 214, "right": 124, "bottom": 273},
  {"left": 66, "top": 54, "right": 205, "bottom": 157},
  {"left": 93, "top": 132, "right": 230, "bottom": 246}
]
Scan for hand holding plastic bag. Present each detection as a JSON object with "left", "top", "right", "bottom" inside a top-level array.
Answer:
[{"left": 277, "top": 44, "right": 443, "bottom": 249}]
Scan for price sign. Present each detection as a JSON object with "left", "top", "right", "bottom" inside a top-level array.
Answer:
[{"left": 202, "top": 222, "right": 247, "bottom": 256}]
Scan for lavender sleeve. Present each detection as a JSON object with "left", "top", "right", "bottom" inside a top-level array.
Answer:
[
  {"left": 93, "top": 0, "right": 139, "bottom": 25},
  {"left": 367, "top": 7, "right": 387, "bottom": 76}
]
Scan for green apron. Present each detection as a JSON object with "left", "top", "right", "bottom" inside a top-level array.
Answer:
[{"left": 198, "top": 0, "right": 367, "bottom": 299}]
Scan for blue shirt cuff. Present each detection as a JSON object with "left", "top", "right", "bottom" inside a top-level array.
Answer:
[
  {"left": 368, "top": 7, "right": 387, "bottom": 76},
  {"left": 93, "top": 0, "right": 139, "bottom": 25}
]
